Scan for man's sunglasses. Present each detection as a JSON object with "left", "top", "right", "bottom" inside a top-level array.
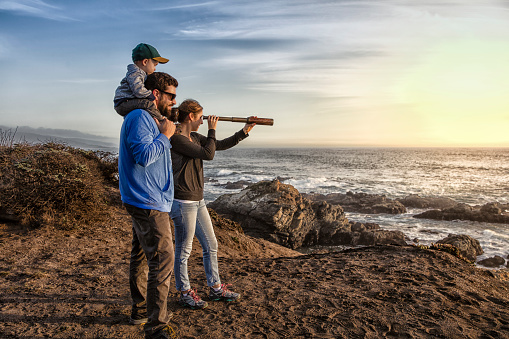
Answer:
[{"left": 159, "top": 90, "right": 176, "bottom": 101}]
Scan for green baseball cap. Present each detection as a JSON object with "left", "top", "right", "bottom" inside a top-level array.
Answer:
[{"left": 132, "top": 43, "right": 169, "bottom": 64}]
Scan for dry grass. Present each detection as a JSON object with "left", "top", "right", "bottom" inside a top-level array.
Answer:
[{"left": 0, "top": 136, "right": 118, "bottom": 230}]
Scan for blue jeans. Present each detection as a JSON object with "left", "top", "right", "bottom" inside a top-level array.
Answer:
[{"left": 171, "top": 199, "right": 221, "bottom": 291}]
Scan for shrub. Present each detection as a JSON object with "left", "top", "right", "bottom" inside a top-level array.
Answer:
[{"left": 0, "top": 141, "right": 118, "bottom": 229}]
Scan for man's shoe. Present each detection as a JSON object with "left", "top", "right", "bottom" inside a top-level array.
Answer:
[
  {"left": 130, "top": 311, "right": 173, "bottom": 325},
  {"left": 145, "top": 324, "right": 178, "bottom": 339},
  {"left": 209, "top": 283, "right": 240, "bottom": 302},
  {"left": 178, "top": 289, "right": 208, "bottom": 309},
  {"left": 130, "top": 311, "right": 148, "bottom": 325}
]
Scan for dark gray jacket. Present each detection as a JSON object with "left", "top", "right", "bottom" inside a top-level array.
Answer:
[{"left": 171, "top": 129, "right": 248, "bottom": 201}]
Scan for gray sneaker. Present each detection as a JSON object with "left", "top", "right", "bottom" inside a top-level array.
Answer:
[
  {"left": 209, "top": 284, "right": 240, "bottom": 302},
  {"left": 178, "top": 289, "right": 208, "bottom": 309}
]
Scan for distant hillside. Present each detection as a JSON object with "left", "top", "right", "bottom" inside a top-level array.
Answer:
[{"left": 0, "top": 125, "right": 119, "bottom": 153}]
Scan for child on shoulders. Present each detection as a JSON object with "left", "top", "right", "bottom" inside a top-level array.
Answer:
[{"left": 114, "top": 43, "right": 169, "bottom": 120}]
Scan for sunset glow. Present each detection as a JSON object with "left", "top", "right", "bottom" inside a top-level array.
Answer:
[{"left": 398, "top": 40, "right": 509, "bottom": 146}]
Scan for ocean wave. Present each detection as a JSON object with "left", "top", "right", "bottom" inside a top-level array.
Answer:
[
  {"left": 286, "top": 177, "right": 330, "bottom": 191},
  {"left": 214, "top": 169, "right": 235, "bottom": 176},
  {"left": 482, "top": 229, "right": 509, "bottom": 241}
]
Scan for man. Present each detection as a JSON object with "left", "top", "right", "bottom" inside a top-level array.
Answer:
[{"left": 118, "top": 72, "right": 178, "bottom": 339}]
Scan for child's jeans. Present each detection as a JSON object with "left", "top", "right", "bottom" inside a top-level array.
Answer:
[{"left": 115, "top": 98, "right": 163, "bottom": 120}]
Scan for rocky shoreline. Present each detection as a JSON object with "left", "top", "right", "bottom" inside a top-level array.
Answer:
[
  {"left": 209, "top": 179, "right": 509, "bottom": 269},
  {"left": 213, "top": 178, "right": 509, "bottom": 223}
]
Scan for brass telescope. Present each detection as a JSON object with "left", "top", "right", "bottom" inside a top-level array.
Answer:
[{"left": 202, "top": 116, "right": 274, "bottom": 126}]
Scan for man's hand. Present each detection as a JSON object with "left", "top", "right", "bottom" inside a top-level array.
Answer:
[
  {"left": 243, "top": 116, "right": 257, "bottom": 134},
  {"left": 154, "top": 117, "right": 176, "bottom": 139}
]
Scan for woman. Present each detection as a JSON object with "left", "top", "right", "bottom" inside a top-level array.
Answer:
[{"left": 170, "top": 99, "right": 256, "bottom": 309}]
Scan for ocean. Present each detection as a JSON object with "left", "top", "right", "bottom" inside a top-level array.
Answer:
[{"left": 203, "top": 148, "right": 509, "bottom": 265}]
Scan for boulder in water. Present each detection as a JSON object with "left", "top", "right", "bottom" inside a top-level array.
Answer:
[
  {"left": 478, "top": 256, "right": 506, "bottom": 268},
  {"left": 397, "top": 194, "right": 458, "bottom": 209},
  {"left": 437, "top": 234, "right": 483, "bottom": 262},
  {"left": 221, "top": 180, "right": 253, "bottom": 189},
  {"left": 414, "top": 202, "right": 509, "bottom": 224}
]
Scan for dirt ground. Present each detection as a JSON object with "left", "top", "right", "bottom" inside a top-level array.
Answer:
[{"left": 1, "top": 205, "right": 508, "bottom": 338}]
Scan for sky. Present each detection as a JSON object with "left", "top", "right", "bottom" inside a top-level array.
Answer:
[{"left": 1, "top": 0, "right": 509, "bottom": 147}]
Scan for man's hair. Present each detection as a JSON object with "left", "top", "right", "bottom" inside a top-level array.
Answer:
[
  {"left": 145, "top": 72, "right": 178, "bottom": 92},
  {"left": 177, "top": 99, "right": 203, "bottom": 123}
]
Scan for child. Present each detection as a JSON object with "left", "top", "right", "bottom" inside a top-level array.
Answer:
[{"left": 114, "top": 43, "right": 169, "bottom": 120}]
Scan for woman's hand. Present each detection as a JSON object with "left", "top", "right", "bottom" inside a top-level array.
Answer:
[
  {"left": 243, "top": 116, "right": 257, "bottom": 134},
  {"left": 207, "top": 115, "right": 219, "bottom": 130}
]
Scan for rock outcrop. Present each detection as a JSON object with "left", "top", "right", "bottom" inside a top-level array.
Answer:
[
  {"left": 437, "top": 234, "right": 484, "bottom": 262},
  {"left": 397, "top": 195, "right": 458, "bottom": 209},
  {"left": 330, "top": 221, "right": 407, "bottom": 247},
  {"left": 208, "top": 180, "right": 406, "bottom": 249},
  {"left": 414, "top": 202, "right": 509, "bottom": 224},
  {"left": 303, "top": 191, "right": 406, "bottom": 214}
]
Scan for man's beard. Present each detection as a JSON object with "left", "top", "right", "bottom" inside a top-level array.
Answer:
[{"left": 159, "top": 103, "right": 179, "bottom": 122}]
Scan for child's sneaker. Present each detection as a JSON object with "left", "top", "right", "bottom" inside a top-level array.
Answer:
[
  {"left": 209, "top": 283, "right": 240, "bottom": 302},
  {"left": 178, "top": 289, "right": 208, "bottom": 309}
]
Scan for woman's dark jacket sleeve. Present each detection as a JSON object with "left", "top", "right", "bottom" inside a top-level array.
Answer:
[{"left": 172, "top": 129, "right": 248, "bottom": 161}]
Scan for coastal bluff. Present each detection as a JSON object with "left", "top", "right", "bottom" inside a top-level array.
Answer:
[{"left": 1, "top": 205, "right": 508, "bottom": 338}]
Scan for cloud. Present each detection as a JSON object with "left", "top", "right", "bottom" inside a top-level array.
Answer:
[
  {"left": 56, "top": 79, "right": 111, "bottom": 84},
  {"left": 171, "top": 2, "right": 393, "bottom": 95},
  {"left": 154, "top": 1, "right": 220, "bottom": 11},
  {"left": 171, "top": 0, "right": 509, "bottom": 100},
  {"left": 0, "top": 0, "right": 74, "bottom": 21}
]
